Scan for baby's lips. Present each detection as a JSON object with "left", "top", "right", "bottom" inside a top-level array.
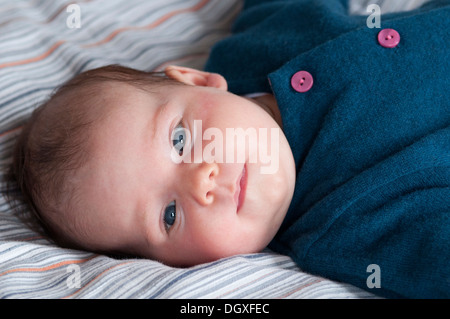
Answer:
[{"left": 235, "top": 164, "right": 247, "bottom": 213}]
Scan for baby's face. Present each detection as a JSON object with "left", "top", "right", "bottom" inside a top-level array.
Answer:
[{"left": 74, "top": 68, "right": 295, "bottom": 266}]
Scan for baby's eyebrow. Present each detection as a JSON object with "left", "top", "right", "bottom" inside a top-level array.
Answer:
[{"left": 149, "top": 102, "right": 168, "bottom": 142}]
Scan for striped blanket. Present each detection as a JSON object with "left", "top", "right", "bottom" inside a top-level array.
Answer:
[{"left": 0, "top": 0, "right": 425, "bottom": 299}]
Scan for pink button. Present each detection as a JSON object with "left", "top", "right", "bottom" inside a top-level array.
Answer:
[
  {"left": 291, "top": 70, "right": 313, "bottom": 93},
  {"left": 378, "top": 28, "right": 400, "bottom": 48}
]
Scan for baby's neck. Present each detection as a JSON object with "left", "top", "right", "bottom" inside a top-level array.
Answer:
[{"left": 249, "top": 93, "right": 283, "bottom": 129}]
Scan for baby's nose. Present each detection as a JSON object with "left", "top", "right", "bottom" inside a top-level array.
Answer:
[{"left": 186, "top": 162, "right": 218, "bottom": 206}]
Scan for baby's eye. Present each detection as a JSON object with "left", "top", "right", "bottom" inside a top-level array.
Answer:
[
  {"left": 171, "top": 121, "right": 187, "bottom": 156},
  {"left": 163, "top": 200, "right": 176, "bottom": 231}
]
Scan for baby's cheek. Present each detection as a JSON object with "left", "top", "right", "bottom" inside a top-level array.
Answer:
[{"left": 187, "top": 221, "right": 249, "bottom": 260}]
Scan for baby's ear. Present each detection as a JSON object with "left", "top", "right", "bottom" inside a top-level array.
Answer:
[{"left": 164, "top": 65, "right": 227, "bottom": 90}]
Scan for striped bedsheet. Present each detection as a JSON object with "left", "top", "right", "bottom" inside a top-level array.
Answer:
[{"left": 0, "top": 0, "right": 423, "bottom": 299}]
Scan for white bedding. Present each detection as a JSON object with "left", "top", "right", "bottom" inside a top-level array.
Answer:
[{"left": 0, "top": 0, "right": 425, "bottom": 299}]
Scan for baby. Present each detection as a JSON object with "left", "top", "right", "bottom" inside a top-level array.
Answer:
[
  {"left": 12, "top": 64, "right": 296, "bottom": 267},
  {"left": 10, "top": 0, "right": 450, "bottom": 298}
]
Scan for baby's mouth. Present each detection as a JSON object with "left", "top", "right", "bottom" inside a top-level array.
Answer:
[{"left": 234, "top": 164, "right": 247, "bottom": 213}]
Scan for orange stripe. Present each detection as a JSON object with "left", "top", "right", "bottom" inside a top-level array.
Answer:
[
  {"left": 0, "top": 255, "right": 97, "bottom": 277},
  {"left": 0, "top": 40, "right": 65, "bottom": 69},
  {"left": 0, "top": 0, "right": 94, "bottom": 28},
  {"left": 0, "top": 0, "right": 210, "bottom": 70},
  {"left": 61, "top": 261, "right": 135, "bottom": 299},
  {"left": 277, "top": 278, "right": 323, "bottom": 298},
  {"left": 16, "top": 235, "right": 46, "bottom": 242},
  {"left": 83, "top": 0, "right": 210, "bottom": 48},
  {"left": 0, "top": 126, "right": 23, "bottom": 138}
]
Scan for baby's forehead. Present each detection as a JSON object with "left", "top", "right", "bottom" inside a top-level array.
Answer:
[
  {"left": 91, "top": 81, "right": 142, "bottom": 99},
  {"left": 77, "top": 81, "right": 155, "bottom": 119},
  {"left": 85, "top": 83, "right": 158, "bottom": 144}
]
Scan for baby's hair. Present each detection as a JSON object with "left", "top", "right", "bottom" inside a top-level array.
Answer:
[{"left": 8, "top": 64, "right": 182, "bottom": 248}]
